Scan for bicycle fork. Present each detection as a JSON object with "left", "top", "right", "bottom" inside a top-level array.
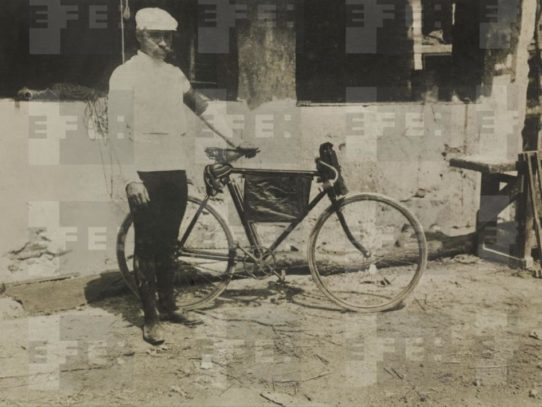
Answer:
[{"left": 330, "top": 194, "right": 372, "bottom": 259}]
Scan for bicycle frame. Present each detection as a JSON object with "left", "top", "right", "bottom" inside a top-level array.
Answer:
[
  {"left": 178, "top": 166, "right": 371, "bottom": 265},
  {"left": 179, "top": 167, "right": 327, "bottom": 263},
  {"left": 230, "top": 168, "right": 327, "bottom": 259}
]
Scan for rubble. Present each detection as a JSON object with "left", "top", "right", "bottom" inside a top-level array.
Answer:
[
  {"left": 0, "top": 297, "right": 25, "bottom": 320},
  {"left": 528, "top": 330, "right": 540, "bottom": 340}
]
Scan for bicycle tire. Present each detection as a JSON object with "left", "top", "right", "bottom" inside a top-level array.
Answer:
[
  {"left": 307, "top": 193, "right": 427, "bottom": 312},
  {"left": 116, "top": 196, "right": 235, "bottom": 310}
]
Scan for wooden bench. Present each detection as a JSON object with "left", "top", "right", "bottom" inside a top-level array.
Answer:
[{"left": 449, "top": 155, "right": 533, "bottom": 268}]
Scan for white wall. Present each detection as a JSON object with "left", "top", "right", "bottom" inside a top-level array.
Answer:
[{"left": 0, "top": 75, "right": 525, "bottom": 283}]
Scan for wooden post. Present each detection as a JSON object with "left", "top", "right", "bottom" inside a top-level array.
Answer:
[{"left": 525, "top": 2, "right": 542, "bottom": 264}]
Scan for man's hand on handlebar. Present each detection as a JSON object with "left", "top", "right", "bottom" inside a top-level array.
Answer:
[
  {"left": 205, "top": 144, "right": 260, "bottom": 163},
  {"left": 236, "top": 141, "right": 259, "bottom": 158}
]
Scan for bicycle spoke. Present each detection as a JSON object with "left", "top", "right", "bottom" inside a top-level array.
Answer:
[
  {"left": 308, "top": 194, "right": 426, "bottom": 311},
  {"left": 117, "top": 196, "right": 235, "bottom": 309}
]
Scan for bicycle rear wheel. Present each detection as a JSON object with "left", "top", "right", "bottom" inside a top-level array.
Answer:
[
  {"left": 307, "top": 193, "right": 427, "bottom": 312},
  {"left": 117, "top": 196, "right": 235, "bottom": 310}
]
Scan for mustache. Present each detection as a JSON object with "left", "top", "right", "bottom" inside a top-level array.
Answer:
[{"left": 148, "top": 41, "right": 173, "bottom": 54}]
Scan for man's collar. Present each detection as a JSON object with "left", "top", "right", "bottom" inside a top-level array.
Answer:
[{"left": 137, "top": 50, "right": 164, "bottom": 64}]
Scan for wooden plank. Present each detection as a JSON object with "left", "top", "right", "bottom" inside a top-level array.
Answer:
[
  {"left": 492, "top": 173, "right": 521, "bottom": 184},
  {"left": 526, "top": 154, "right": 542, "bottom": 261},
  {"left": 478, "top": 245, "right": 530, "bottom": 269},
  {"left": 477, "top": 173, "right": 501, "bottom": 247},
  {"left": 3, "top": 272, "right": 80, "bottom": 289},
  {"left": 449, "top": 156, "right": 517, "bottom": 174},
  {"left": 476, "top": 177, "right": 523, "bottom": 231},
  {"left": 516, "top": 173, "right": 535, "bottom": 260},
  {"left": 536, "top": 0, "right": 542, "bottom": 150}
]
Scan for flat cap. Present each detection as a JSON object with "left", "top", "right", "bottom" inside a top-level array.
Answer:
[{"left": 135, "top": 8, "right": 178, "bottom": 31}]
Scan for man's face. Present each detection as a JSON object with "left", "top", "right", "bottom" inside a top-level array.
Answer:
[{"left": 137, "top": 30, "right": 174, "bottom": 60}]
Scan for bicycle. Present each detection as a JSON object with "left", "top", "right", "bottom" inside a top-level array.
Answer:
[{"left": 117, "top": 143, "right": 427, "bottom": 312}]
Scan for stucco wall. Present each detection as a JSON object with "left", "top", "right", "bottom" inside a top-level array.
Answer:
[
  {"left": 0, "top": 73, "right": 524, "bottom": 284},
  {"left": 1, "top": 0, "right": 536, "bottom": 285}
]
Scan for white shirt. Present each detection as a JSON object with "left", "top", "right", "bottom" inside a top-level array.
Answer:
[{"left": 108, "top": 51, "right": 193, "bottom": 178}]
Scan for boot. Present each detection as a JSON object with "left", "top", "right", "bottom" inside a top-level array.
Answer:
[
  {"left": 158, "top": 308, "right": 202, "bottom": 326},
  {"left": 141, "top": 288, "right": 166, "bottom": 344},
  {"left": 157, "top": 291, "right": 202, "bottom": 326},
  {"left": 156, "top": 259, "right": 203, "bottom": 327},
  {"left": 143, "top": 320, "right": 165, "bottom": 345},
  {"left": 156, "top": 287, "right": 203, "bottom": 327},
  {"left": 135, "top": 255, "right": 166, "bottom": 345}
]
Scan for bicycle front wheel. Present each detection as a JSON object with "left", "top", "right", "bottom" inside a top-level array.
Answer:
[
  {"left": 117, "top": 196, "right": 235, "bottom": 310},
  {"left": 308, "top": 193, "right": 427, "bottom": 312}
]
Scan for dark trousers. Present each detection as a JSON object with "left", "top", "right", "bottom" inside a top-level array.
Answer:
[{"left": 130, "top": 170, "right": 188, "bottom": 322}]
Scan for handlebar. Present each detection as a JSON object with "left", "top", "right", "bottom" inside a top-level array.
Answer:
[
  {"left": 316, "top": 159, "right": 339, "bottom": 185},
  {"left": 236, "top": 147, "right": 260, "bottom": 158},
  {"left": 205, "top": 147, "right": 260, "bottom": 163}
]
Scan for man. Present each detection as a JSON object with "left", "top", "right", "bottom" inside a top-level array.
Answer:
[{"left": 108, "top": 8, "right": 247, "bottom": 345}]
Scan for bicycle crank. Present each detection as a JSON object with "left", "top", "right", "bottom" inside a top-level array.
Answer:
[{"left": 239, "top": 246, "right": 280, "bottom": 280}]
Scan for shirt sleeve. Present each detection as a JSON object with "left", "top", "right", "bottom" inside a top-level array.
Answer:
[
  {"left": 107, "top": 67, "right": 141, "bottom": 187},
  {"left": 178, "top": 68, "right": 191, "bottom": 95},
  {"left": 184, "top": 87, "right": 209, "bottom": 116},
  {"left": 177, "top": 68, "right": 235, "bottom": 141}
]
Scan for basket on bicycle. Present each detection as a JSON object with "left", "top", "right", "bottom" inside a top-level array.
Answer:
[{"left": 244, "top": 172, "right": 312, "bottom": 222}]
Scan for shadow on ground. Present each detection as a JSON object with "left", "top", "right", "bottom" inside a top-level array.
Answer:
[{"left": 84, "top": 269, "right": 344, "bottom": 329}]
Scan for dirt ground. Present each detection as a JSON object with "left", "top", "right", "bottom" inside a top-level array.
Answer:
[{"left": 0, "top": 256, "right": 541, "bottom": 407}]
